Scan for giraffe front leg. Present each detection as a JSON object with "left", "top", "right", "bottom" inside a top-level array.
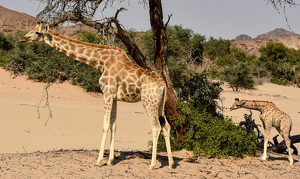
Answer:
[
  {"left": 95, "top": 96, "right": 114, "bottom": 167},
  {"left": 95, "top": 127, "right": 109, "bottom": 166},
  {"left": 262, "top": 126, "right": 271, "bottom": 161}
]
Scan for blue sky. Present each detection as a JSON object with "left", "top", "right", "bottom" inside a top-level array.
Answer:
[{"left": 2, "top": 0, "right": 300, "bottom": 39}]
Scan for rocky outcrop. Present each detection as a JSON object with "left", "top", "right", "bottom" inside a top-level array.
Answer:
[
  {"left": 257, "top": 28, "right": 299, "bottom": 38},
  {"left": 235, "top": 34, "right": 252, "bottom": 41}
]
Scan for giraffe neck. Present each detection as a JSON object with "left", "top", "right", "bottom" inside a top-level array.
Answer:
[
  {"left": 43, "top": 30, "right": 126, "bottom": 73},
  {"left": 241, "top": 100, "right": 271, "bottom": 113}
]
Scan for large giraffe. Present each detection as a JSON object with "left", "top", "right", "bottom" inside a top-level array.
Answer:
[
  {"left": 19, "top": 22, "right": 174, "bottom": 170},
  {"left": 230, "top": 98, "right": 293, "bottom": 165}
]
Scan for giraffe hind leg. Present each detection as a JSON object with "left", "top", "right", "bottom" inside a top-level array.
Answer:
[
  {"left": 142, "top": 99, "right": 163, "bottom": 170},
  {"left": 158, "top": 87, "right": 173, "bottom": 169},
  {"left": 107, "top": 100, "right": 117, "bottom": 165},
  {"left": 262, "top": 126, "right": 271, "bottom": 161},
  {"left": 281, "top": 128, "right": 294, "bottom": 165},
  {"left": 160, "top": 116, "right": 174, "bottom": 169}
]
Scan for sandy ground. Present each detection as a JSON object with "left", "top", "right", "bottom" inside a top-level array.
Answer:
[{"left": 1, "top": 68, "right": 300, "bottom": 178}]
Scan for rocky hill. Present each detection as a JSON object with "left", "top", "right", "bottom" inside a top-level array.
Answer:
[
  {"left": 235, "top": 34, "right": 252, "bottom": 41},
  {"left": 257, "top": 28, "right": 299, "bottom": 38},
  {"left": 0, "top": 5, "right": 36, "bottom": 33},
  {"left": 232, "top": 28, "right": 300, "bottom": 56},
  {"left": 0, "top": 5, "right": 95, "bottom": 39},
  {"left": 231, "top": 35, "right": 300, "bottom": 56}
]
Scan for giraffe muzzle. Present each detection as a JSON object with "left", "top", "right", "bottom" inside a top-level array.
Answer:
[{"left": 19, "top": 38, "right": 28, "bottom": 44}]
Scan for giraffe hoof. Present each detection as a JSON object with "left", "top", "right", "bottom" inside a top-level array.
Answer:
[
  {"left": 94, "top": 163, "right": 102, "bottom": 167},
  {"left": 261, "top": 156, "right": 268, "bottom": 161},
  {"left": 149, "top": 165, "right": 155, "bottom": 170}
]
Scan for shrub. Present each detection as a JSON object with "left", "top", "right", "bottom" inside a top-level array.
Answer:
[
  {"left": 178, "top": 105, "right": 257, "bottom": 158},
  {"left": 151, "top": 73, "right": 257, "bottom": 158},
  {"left": 0, "top": 31, "right": 13, "bottom": 51}
]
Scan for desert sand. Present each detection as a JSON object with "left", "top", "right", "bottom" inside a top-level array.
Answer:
[{"left": 1, "top": 68, "right": 300, "bottom": 178}]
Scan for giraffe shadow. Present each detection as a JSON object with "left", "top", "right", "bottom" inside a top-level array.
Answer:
[
  {"left": 106, "top": 151, "right": 183, "bottom": 169},
  {"left": 254, "top": 148, "right": 298, "bottom": 164},
  {"left": 267, "top": 153, "right": 298, "bottom": 164}
]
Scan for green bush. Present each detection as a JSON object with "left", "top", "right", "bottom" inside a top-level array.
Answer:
[
  {"left": 151, "top": 73, "right": 257, "bottom": 158},
  {"left": 1, "top": 30, "right": 102, "bottom": 92},
  {"left": 151, "top": 100, "right": 257, "bottom": 158},
  {"left": 0, "top": 31, "right": 14, "bottom": 67},
  {"left": 0, "top": 56, "right": 11, "bottom": 67},
  {"left": 177, "top": 105, "right": 256, "bottom": 158},
  {"left": 0, "top": 31, "right": 13, "bottom": 51}
]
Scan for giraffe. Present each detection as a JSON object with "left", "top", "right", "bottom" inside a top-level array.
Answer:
[
  {"left": 19, "top": 22, "right": 174, "bottom": 170},
  {"left": 230, "top": 98, "right": 293, "bottom": 165}
]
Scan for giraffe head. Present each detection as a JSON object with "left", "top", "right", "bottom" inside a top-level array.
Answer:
[
  {"left": 19, "top": 22, "right": 50, "bottom": 44},
  {"left": 229, "top": 98, "right": 245, "bottom": 111}
]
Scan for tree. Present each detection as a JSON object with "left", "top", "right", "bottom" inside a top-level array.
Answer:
[
  {"left": 258, "top": 42, "right": 300, "bottom": 85},
  {"left": 221, "top": 63, "right": 255, "bottom": 91}
]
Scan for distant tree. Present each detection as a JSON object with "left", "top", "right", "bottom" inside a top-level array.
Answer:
[
  {"left": 221, "top": 62, "right": 255, "bottom": 91},
  {"left": 203, "top": 38, "right": 256, "bottom": 91},
  {"left": 258, "top": 42, "right": 300, "bottom": 85},
  {"left": 77, "top": 30, "right": 100, "bottom": 44}
]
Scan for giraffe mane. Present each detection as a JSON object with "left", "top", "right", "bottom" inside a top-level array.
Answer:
[
  {"left": 241, "top": 99, "right": 273, "bottom": 103},
  {"left": 241, "top": 100, "right": 276, "bottom": 107},
  {"left": 48, "top": 30, "right": 128, "bottom": 56}
]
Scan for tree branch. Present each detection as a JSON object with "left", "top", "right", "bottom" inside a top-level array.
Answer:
[{"left": 270, "top": 134, "right": 300, "bottom": 155}]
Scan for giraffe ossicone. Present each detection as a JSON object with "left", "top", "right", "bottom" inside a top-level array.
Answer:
[
  {"left": 19, "top": 22, "right": 174, "bottom": 170},
  {"left": 230, "top": 98, "right": 294, "bottom": 165}
]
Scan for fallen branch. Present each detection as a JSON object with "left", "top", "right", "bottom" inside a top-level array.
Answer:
[
  {"left": 270, "top": 134, "right": 300, "bottom": 155},
  {"left": 183, "top": 156, "right": 198, "bottom": 163}
]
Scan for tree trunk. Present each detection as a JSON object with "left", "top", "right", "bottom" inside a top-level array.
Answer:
[{"left": 149, "top": 0, "right": 185, "bottom": 136}]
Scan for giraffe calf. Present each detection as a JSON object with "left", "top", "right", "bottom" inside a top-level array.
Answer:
[{"left": 230, "top": 98, "right": 293, "bottom": 165}]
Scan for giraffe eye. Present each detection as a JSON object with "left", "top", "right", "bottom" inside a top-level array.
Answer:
[{"left": 36, "top": 32, "right": 41, "bottom": 35}]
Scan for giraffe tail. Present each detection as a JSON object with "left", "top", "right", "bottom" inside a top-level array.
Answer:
[
  {"left": 158, "top": 87, "right": 166, "bottom": 128},
  {"left": 289, "top": 122, "right": 292, "bottom": 139}
]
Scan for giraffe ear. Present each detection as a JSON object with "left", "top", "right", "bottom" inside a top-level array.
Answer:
[{"left": 241, "top": 102, "right": 245, "bottom": 106}]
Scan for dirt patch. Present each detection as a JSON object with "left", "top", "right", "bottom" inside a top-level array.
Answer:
[{"left": 1, "top": 149, "right": 299, "bottom": 178}]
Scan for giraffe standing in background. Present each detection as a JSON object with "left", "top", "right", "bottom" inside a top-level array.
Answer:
[
  {"left": 230, "top": 98, "right": 293, "bottom": 165},
  {"left": 19, "top": 22, "right": 174, "bottom": 170}
]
